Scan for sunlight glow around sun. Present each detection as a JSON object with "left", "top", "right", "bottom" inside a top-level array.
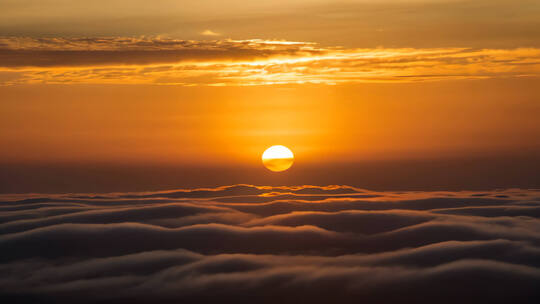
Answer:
[{"left": 262, "top": 145, "right": 294, "bottom": 172}]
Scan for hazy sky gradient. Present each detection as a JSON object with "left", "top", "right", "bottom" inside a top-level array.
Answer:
[
  {"left": 2, "top": 79, "right": 539, "bottom": 164},
  {"left": 1, "top": 0, "right": 539, "bottom": 191}
]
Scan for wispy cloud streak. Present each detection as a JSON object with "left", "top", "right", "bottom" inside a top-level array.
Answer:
[{"left": 1, "top": 37, "right": 540, "bottom": 85}]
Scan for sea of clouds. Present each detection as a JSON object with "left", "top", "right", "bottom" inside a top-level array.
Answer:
[{"left": 1, "top": 185, "right": 539, "bottom": 303}]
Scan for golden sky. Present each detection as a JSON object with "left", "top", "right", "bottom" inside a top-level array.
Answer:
[
  {"left": 1, "top": 0, "right": 539, "bottom": 168},
  {"left": 2, "top": 4, "right": 540, "bottom": 302}
]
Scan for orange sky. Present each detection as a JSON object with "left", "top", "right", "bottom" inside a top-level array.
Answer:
[
  {"left": 1, "top": 78, "right": 539, "bottom": 167},
  {"left": 0, "top": 0, "right": 539, "bottom": 170}
]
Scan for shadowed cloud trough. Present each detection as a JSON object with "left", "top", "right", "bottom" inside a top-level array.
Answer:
[{"left": 1, "top": 185, "right": 539, "bottom": 303}]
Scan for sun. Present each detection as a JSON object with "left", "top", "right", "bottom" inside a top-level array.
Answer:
[{"left": 262, "top": 145, "right": 294, "bottom": 172}]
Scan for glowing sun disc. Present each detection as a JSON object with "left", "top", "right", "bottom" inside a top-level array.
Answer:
[{"left": 262, "top": 145, "right": 294, "bottom": 172}]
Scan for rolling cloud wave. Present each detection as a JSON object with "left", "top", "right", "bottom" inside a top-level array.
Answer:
[{"left": 1, "top": 185, "right": 539, "bottom": 303}]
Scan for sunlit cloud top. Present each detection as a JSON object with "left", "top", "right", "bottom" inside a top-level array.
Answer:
[{"left": 1, "top": 37, "right": 539, "bottom": 86}]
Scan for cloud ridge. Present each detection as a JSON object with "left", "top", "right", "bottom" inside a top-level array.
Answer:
[{"left": 0, "top": 185, "right": 539, "bottom": 303}]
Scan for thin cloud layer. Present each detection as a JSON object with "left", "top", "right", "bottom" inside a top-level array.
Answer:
[
  {"left": 1, "top": 37, "right": 540, "bottom": 85},
  {"left": 0, "top": 185, "right": 539, "bottom": 303}
]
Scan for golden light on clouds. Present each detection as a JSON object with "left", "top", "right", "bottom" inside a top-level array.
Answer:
[
  {"left": 1, "top": 37, "right": 540, "bottom": 86},
  {"left": 201, "top": 30, "right": 221, "bottom": 36},
  {"left": 1, "top": 37, "right": 540, "bottom": 166}
]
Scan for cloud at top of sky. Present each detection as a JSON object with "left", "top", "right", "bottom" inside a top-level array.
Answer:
[
  {"left": 201, "top": 30, "right": 221, "bottom": 36},
  {"left": 0, "top": 185, "right": 539, "bottom": 303},
  {"left": 0, "top": 37, "right": 540, "bottom": 86},
  {"left": 1, "top": 0, "right": 539, "bottom": 48}
]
